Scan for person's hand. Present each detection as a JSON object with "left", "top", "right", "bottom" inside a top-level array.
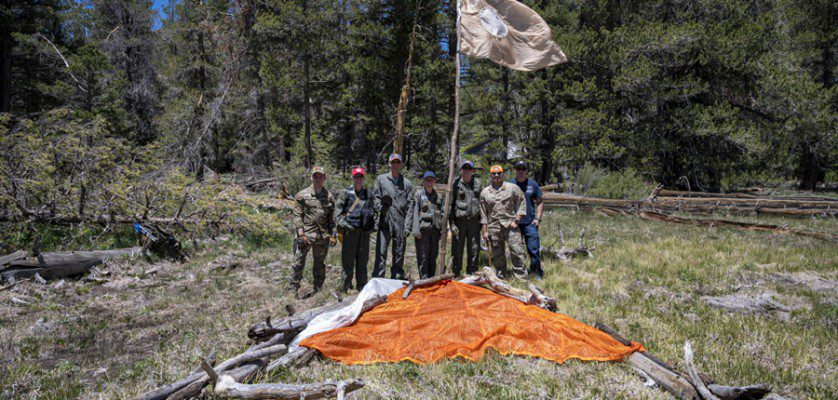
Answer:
[
  {"left": 298, "top": 235, "right": 309, "bottom": 246},
  {"left": 509, "top": 220, "right": 518, "bottom": 229},
  {"left": 482, "top": 231, "right": 489, "bottom": 243},
  {"left": 415, "top": 232, "right": 422, "bottom": 240},
  {"left": 450, "top": 225, "right": 459, "bottom": 237},
  {"left": 329, "top": 236, "right": 337, "bottom": 247},
  {"left": 533, "top": 218, "right": 540, "bottom": 227}
]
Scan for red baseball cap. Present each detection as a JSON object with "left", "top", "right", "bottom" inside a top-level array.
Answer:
[{"left": 352, "top": 167, "right": 366, "bottom": 177}]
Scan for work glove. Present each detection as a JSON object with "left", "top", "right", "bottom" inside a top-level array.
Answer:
[
  {"left": 339, "top": 220, "right": 355, "bottom": 231},
  {"left": 329, "top": 236, "right": 337, "bottom": 247},
  {"left": 298, "top": 235, "right": 309, "bottom": 246}
]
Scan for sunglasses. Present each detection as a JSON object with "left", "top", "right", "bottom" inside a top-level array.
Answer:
[
  {"left": 490, "top": 172, "right": 503, "bottom": 176},
  {"left": 390, "top": 160, "right": 402, "bottom": 164}
]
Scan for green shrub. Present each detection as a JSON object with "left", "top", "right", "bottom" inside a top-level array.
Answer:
[
  {"left": 566, "top": 163, "right": 651, "bottom": 199},
  {"left": 566, "top": 163, "right": 606, "bottom": 196},
  {"left": 589, "top": 167, "right": 652, "bottom": 200}
]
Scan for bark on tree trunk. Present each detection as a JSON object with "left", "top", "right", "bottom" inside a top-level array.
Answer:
[{"left": 303, "top": 38, "right": 312, "bottom": 169}]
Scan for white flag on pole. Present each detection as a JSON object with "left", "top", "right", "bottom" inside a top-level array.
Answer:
[{"left": 460, "top": 0, "right": 566, "bottom": 71}]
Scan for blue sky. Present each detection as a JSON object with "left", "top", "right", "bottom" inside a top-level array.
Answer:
[{"left": 152, "top": 0, "right": 167, "bottom": 29}]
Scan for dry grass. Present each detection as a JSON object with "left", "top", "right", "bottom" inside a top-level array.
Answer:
[{"left": 1, "top": 209, "right": 835, "bottom": 399}]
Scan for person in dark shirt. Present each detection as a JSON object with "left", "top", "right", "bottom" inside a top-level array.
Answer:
[
  {"left": 335, "top": 167, "right": 374, "bottom": 292},
  {"left": 509, "top": 161, "right": 544, "bottom": 279}
]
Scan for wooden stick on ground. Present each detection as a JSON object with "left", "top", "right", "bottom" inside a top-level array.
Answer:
[
  {"left": 168, "top": 345, "right": 287, "bottom": 400},
  {"left": 129, "top": 352, "right": 216, "bottom": 400},
  {"left": 402, "top": 273, "right": 455, "bottom": 299},
  {"left": 638, "top": 211, "right": 837, "bottom": 240},
  {"left": 468, "top": 267, "right": 557, "bottom": 311},
  {"left": 213, "top": 376, "right": 364, "bottom": 400},
  {"left": 0, "top": 250, "right": 27, "bottom": 266},
  {"left": 705, "top": 384, "right": 771, "bottom": 400},
  {"left": 265, "top": 347, "right": 320, "bottom": 373},
  {"left": 594, "top": 323, "right": 699, "bottom": 400},
  {"left": 248, "top": 295, "right": 358, "bottom": 341},
  {"left": 684, "top": 341, "right": 720, "bottom": 400}
]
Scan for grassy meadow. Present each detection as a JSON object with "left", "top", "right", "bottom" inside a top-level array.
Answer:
[{"left": 1, "top": 208, "right": 835, "bottom": 399}]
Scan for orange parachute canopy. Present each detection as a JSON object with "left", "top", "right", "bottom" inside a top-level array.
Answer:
[{"left": 301, "top": 281, "right": 643, "bottom": 365}]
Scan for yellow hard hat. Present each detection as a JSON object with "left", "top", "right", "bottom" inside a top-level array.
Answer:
[{"left": 489, "top": 165, "right": 504, "bottom": 174}]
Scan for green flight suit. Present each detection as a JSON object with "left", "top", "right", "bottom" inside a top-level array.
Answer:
[
  {"left": 449, "top": 176, "right": 482, "bottom": 276},
  {"left": 405, "top": 188, "right": 444, "bottom": 279}
]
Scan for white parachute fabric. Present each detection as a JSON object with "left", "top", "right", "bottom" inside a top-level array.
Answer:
[
  {"left": 289, "top": 278, "right": 406, "bottom": 350},
  {"left": 460, "top": 0, "right": 567, "bottom": 71}
]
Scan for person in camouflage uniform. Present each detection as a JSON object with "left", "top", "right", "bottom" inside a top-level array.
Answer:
[
  {"left": 335, "top": 167, "right": 374, "bottom": 292},
  {"left": 291, "top": 166, "right": 337, "bottom": 293},
  {"left": 372, "top": 153, "right": 413, "bottom": 279},
  {"left": 449, "top": 160, "right": 482, "bottom": 276},
  {"left": 480, "top": 164, "right": 528, "bottom": 279},
  {"left": 405, "top": 171, "right": 444, "bottom": 278}
]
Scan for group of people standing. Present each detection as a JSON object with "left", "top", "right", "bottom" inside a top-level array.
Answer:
[{"left": 289, "top": 153, "right": 544, "bottom": 295}]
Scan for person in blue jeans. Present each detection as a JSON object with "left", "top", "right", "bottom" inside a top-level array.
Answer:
[{"left": 509, "top": 161, "right": 544, "bottom": 279}]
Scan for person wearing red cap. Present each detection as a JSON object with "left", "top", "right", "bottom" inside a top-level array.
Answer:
[{"left": 334, "top": 167, "right": 376, "bottom": 292}]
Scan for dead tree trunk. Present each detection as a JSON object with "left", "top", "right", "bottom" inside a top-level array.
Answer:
[
  {"left": 1, "top": 247, "right": 142, "bottom": 282},
  {"left": 213, "top": 376, "right": 364, "bottom": 400},
  {"left": 248, "top": 295, "right": 358, "bottom": 341}
]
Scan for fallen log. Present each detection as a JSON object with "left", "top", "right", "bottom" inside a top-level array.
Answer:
[
  {"left": 129, "top": 352, "right": 217, "bottom": 400},
  {"left": 1, "top": 247, "right": 143, "bottom": 282},
  {"left": 248, "top": 295, "right": 358, "bottom": 341},
  {"left": 594, "top": 323, "right": 699, "bottom": 400},
  {"left": 168, "top": 345, "right": 287, "bottom": 400},
  {"left": 660, "top": 190, "right": 758, "bottom": 199},
  {"left": 0, "top": 250, "right": 27, "bottom": 266},
  {"left": 657, "top": 196, "right": 836, "bottom": 209},
  {"left": 596, "top": 323, "right": 773, "bottom": 400},
  {"left": 213, "top": 375, "right": 364, "bottom": 400},
  {"left": 684, "top": 341, "right": 720, "bottom": 400},
  {"left": 265, "top": 347, "right": 320, "bottom": 373},
  {"left": 469, "top": 267, "right": 557, "bottom": 311},
  {"left": 659, "top": 189, "right": 838, "bottom": 203},
  {"left": 540, "top": 193, "right": 837, "bottom": 217},
  {"left": 402, "top": 273, "right": 455, "bottom": 299},
  {"left": 706, "top": 384, "right": 771, "bottom": 400},
  {"left": 638, "top": 211, "right": 837, "bottom": 240}
]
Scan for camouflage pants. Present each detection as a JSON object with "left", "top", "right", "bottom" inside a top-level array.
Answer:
[
  {"left": 291, "top": 239, "right": 330, "bottom": 290},
  {"left": 487, "top": 227, "right": 527, "bottom": 279}
]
